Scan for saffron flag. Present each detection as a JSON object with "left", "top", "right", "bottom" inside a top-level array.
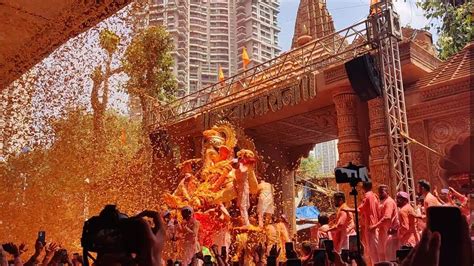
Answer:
[
  {"left": 218, "top": 64, "right": 225, "bottom": 82},
  {"left": 242, "top": 47, "right": 250, "bottom": 69},
  {"left": 370, "top": 0, "right": 380, "bottom": 14}
]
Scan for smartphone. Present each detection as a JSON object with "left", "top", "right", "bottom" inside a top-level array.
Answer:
[
  {"left": 203, "top": 255, "right": 212, "bottom": 266},
  {"left": 340, "top": 249, "right": 351, "bottom": 264},
  {"left": 285, "top": 242, "right": 297, "bottom": 259},
  {"left": 349, "top": 235, "right": 358, "bottom": 253},
  {"left": 323, "top": 239, "right": 335, "bottom": 262},
  {"left": 221, "top": 246, "right": 227, "bottom": 258},
  {"left": 312, "top": 249, "right": 326, "bottom": 266},
  {"left": 318, "top": 237, "right": 328, "bottom": 248},
  {"left": 427, "top": 206, "right": 463, "bottom": 266},
  {"left": 286, "top": 259, "right": 302, "bottom": 266},
  {"left": 396, "top": 248, "right": 412, "bottom": 263},
  {"left": 38, "top": 231, "right": 46, "bottom": 245}
]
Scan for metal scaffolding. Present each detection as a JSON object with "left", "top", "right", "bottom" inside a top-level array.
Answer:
[
  {"left": 369, "top": 0, "right": 416, "bottom": 202},
  {"left": 147, "top": 19, "right": 372, "bottom": 128}
]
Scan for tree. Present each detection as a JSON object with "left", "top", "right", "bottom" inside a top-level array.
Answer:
[
  {"left": 91, "top": 29, "right": 123, "bottom": 145},
  {"left": 122, "top": 26, "right": 177, "bottom": 130},
  {"left": 417, "top": 0, "right": 473, "bottom": 59},
  {"left": 297, "top": 156, "right": 321, "bottom": 181}
]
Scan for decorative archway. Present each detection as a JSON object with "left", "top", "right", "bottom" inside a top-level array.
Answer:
[{"left": 438, "top": 133, "right": 472, "bottom": 192}]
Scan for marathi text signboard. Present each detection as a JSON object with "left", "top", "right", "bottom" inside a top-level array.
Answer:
[{"left": 203, "top": 73, "right": 316, "bottom": 129}]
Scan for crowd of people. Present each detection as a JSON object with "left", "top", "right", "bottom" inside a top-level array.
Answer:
[
  {"left": 0, "top": 241, "right": 83, "bottom": 266},
  {"left": 310, "top": 179, "right": 470, "bottom": 265},
  {"left": 1, "top": 179, "right": 470, "bottom": 266}
]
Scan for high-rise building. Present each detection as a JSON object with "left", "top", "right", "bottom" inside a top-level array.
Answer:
[
  {"left": 130, "top": 0, "right": 281, "bottom": 118},
  {"left": 148, "top": 0, "right": 190, "bottom": 97},
  {"left": 235, "top": 0, "right": 281, "bottom": 70},
  {"left": 188, "top": 0, "right": 233, "bottom": 93},
  {"left": 312, "top": 139, "right": 339, "bottom": 176},
  {"left": 144, "top": 0, "right": 280, "bottom": 94}
]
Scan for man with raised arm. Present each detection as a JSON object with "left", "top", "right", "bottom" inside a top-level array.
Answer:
[{"left": 328, "top": 192, "right": 354, "bottom": 252}]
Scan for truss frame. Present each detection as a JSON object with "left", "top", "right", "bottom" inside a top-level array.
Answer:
[
  {"left": 369, "top": 0, "right": 416, "bottom": 202},
  {"left": 148, "top": 20, "right": 372, "bottom": 128}
]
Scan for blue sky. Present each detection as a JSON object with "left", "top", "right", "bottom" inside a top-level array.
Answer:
[{"left": 278, "top": 0, "right": 435, "bottom": 51}]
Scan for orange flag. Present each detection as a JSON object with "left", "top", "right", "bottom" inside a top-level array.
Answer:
[
  {"left": 242, "top": 47, "right": 250, "bottom": 70},
  {"left": 370, "top": 0, "right": 380, "bottom": 14},
  {"left": 218, "top": 64, "right": 225, "bottom": 82}
]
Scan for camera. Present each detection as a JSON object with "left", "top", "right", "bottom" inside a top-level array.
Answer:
[
  {"left": 396, "top": 246, "right": 413, "bottom": 263},
  {"left": 81, "top": 205, "right": 139, "bottom": 255},
  {"left": 335, "top": 162, "right": 369, "bottom": 185}
]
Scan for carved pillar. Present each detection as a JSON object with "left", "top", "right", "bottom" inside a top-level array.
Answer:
[
  {"left": 281, "top": 169, "right": 296, "bottom": 236},
  {"left": 368, "top": 97, "right": 393, "bottom": 191},
  {"left": 256, "top": 143, "right": 313, "bottom": 238},
  {"left": 333, "top": 86, "right": 363, "bottom": 166}
]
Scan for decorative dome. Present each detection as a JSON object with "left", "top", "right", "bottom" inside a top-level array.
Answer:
[{"left": 291, "top": 0, "right": 335, "bottom": 48}]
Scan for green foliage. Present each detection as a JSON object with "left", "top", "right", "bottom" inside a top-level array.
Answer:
[
  {"left": 123, "top": 26, "right": 177, "bottom": 103},
  {"left": 99, "top": 29, "right": 121, "bottom": 55},
  {"left": 417, "top": 0, "right": 473, "bottom": 59},
  {"left": 297, "top": 156, "right": 321, "bottom": 180}
]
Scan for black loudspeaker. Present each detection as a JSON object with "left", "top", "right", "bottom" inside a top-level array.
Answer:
[{"left": 344, "top": 54, "right": 382, "bottom": 101}]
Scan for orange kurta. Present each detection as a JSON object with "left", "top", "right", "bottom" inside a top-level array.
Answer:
[
  {"left": 378, "top": 196, "right": 399, "bottom": 261},
  {"left": 398, "top": 204, "right": 418, "bottom": 247},
  {"left": 331, "top": 203, "right": 354, "bottom": 252},
  {"left": 358, "top": 191, "right": 380, "bottom": 263}
]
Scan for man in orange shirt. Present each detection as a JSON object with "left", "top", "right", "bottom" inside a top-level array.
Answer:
[
  {"left": 417, "top": 179, "right": 441, "bottom": 209},
  {"left": 370, "top": 184, "right": 398, "bottom": 262},
  {"left": 328, "top": 192, "right": 354, "bottom": 252},
  {"left": 357, "top": 181, "right": 380, "bottom": 264},
  {"left": 396, "top": 192, "right": 419, "bottom": 247},
  {"left": 310, "top": 213, "right": 331, "bottom": 246}
]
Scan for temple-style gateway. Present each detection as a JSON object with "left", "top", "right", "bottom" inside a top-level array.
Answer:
[{"left": 149, "top": 1, "right": 472, "bottom": 233}]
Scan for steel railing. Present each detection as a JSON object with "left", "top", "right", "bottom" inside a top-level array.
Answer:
[{"left": 148, "top": 19, "right": 372, "bottom": 129}]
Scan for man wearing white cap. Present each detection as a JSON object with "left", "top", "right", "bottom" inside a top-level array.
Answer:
[
  {"left": 396, "top": 191, "right": 419, "bottom": 247},
  {"left": 437, "top": 188, "right": 454, "bottom": 206}
]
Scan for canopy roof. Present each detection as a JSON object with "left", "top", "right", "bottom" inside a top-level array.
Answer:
[{"left": 0, "top": 0, "right": 131, "bottom": 90}]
